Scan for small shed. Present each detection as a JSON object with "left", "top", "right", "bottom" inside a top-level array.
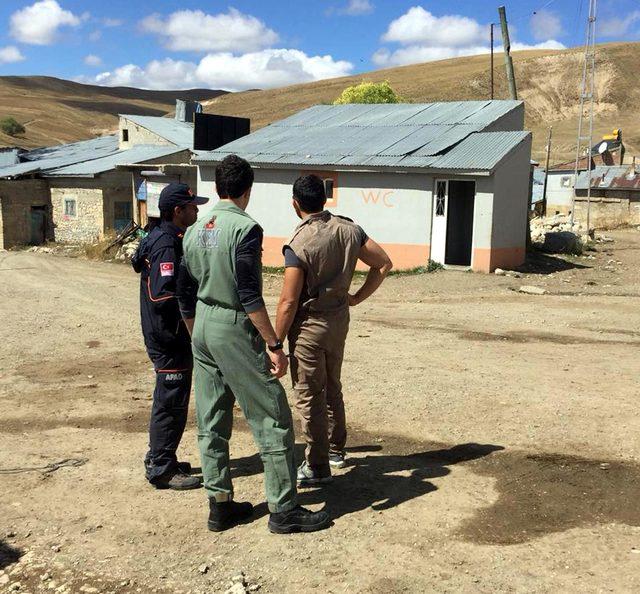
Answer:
[{"left": 193, "top": 100, "right": 532, "bottom": 272}]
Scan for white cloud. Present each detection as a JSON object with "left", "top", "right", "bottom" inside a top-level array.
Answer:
[
  {"left": 93, "top": 59, "right": 199, "bottom": 89},
  {"left": 89, "top": 30, "right": 102, "bottom": 42},
  {"left": 84, "top": 54, "right": 103, "bottom": 67},
  {"left": 341, "top": 0, "right": 374, "bottom": 16},
  {"left": 382, "top": 7, "right": 487, "bottom": 48},
  {"left": 372, "top": 45, "right": 486, "bottom": 67},
  {"left": 140, "top": 8, "right": 278, "bottom": 53},
  {"left": 196, "top": 49, "right": 353, "bottom": 90},
  {"left": 10, "top": 0, "right": 81, "bottom": 45},
  {"left": 102, "top": 18, "right": 122, "bottom": 27},
  {"left": 599, "top": 11, "right": 640, "bottom": 38},
  {"left": 86, "top": 50, "right": 353, "bottom": 91},
  {"left": 511, "top": 40, "right": 566, "bottom": 51},
  {"left": 373, "top": 7, "right": 566, "bottom": 68},
  {"left": 530, "top": 10, "right": 563, "bottom": 41},
  {"left": 0, "top": 46, "right": 26, "bottom": 64}
]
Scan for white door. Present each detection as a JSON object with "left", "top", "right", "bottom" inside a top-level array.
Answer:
[{"left": 431, "top": 180, "right": 448, "bottom": 264}]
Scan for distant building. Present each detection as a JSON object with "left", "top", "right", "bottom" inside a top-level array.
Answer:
[
  {"left": 574, "top": 163, "right": 640, "bottom": 227},
  {"left": 0, "top": 102, "right": 199, "bottom": 249},
  {"left": 544, "top": 129, "right": 626, "bottom": 221},
  {"left": 194, "top": 100, "right": 532, "bottom": 272}
]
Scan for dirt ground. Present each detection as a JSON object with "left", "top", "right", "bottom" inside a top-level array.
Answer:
[{"left": 1, "top": 229, "right": 639, "bottom": 594}]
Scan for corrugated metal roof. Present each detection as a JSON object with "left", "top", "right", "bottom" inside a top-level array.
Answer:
[
  {"left": 121, "top": 115, "right": 194, "bottom": 148},
  {"left": 0, "top": 136, "right": 119, "bottom": 179},
  {"left": 575, "top": 165, "right": 640, "bottom": 190},
  {"left": 0, "top": 148, "right": 23, "bottom": 167},
  {"left": 44, "top": 145, "right": 187, "bottom": 178},
  {"left": 426, "top": 131, "right": 530, "bottom": 170},
  {"left": 194, "top": 100, "right": 524, "bottom": 171}
]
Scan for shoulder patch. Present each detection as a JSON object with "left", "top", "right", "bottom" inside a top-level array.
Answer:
[
  {"left": 336, "top": 215, "right": 354, "bottom": 223},
  {"left": 160, "top": 262, "right": 174, "bottom": 276}
]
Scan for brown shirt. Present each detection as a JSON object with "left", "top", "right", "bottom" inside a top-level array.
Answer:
[{"left": 284, "top": 211, "right": 364, "bottom": 314}]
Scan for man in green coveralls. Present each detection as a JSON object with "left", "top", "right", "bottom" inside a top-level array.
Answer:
[{"left": 177, "top": 155, "right": 330, "bottom": 534}]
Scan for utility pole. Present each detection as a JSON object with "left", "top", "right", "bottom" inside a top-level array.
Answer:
[
  {"left": 490, "top": 23, "right": 495, "bottom": 100},
  {"left": 498, "top": 6, "right": 517, "bottom": 100},
  {"left": 571, "top": 0, "right": 597, "bottom": 230},
  {"left": 541, "top": 126, "right": 553, "bottom": 215}
]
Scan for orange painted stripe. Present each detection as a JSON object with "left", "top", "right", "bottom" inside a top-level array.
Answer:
[
  {"left": 261, "top": 236, "right": 431, "bottom": 270},
  {"left": 147, "top": 277, "right": 174, "bottom": 303},
  {"left": 473, "top": 247, "right": 525, "bottom": 273},
  {"left": 156, "top": 367, "right": 191, "bottom": 373}
]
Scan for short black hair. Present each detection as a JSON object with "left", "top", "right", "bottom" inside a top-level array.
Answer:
[
  {"left": 215, "top": 154, "right": 254, "bottom": 199},
  {"left": 159, "top": 208, "right": 174, "bottom": 222},
  {"left": 293, "top": 174, "right": 326, "bottom": 213}
]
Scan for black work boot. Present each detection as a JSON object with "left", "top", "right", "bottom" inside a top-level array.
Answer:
[
  {"left": 153, "top": 470, "right": 201, "bottom": 491},
  {"left": 208, "top": 500, "right": 254, "bottom": 532},
  {"left": 268, "top": 505, "right": 331, "bottom": 534}
]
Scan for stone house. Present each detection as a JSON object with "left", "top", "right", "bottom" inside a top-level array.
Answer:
[{"left": 0, "top": 106, "right": 198, "bottom": 249}]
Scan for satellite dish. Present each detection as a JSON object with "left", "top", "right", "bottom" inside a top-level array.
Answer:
[{"left": 598, "top": 141, "right": 608, "bottom": 154}]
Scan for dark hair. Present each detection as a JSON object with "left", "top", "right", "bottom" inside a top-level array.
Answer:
[
  {"left": 293, "top": 174, "right": 326, "bottom": 213},
  {"left": 215, "top": 154, "right": 254, "bottom": 199}
]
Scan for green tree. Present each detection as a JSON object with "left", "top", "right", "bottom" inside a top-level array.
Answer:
[
  {"left": 333, "top": 81, "right": 404, "bottom": 105},
  {"left": 0, "top": 117, "right": 26, "bottom": 137}
]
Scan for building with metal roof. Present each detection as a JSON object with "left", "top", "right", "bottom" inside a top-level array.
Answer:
[
  {"left": 572, "top": 164, "right": 640, "bottom": 228},
  {"left": 0, "top": 104, "right": 198, "bottom": 249},
  {"left": 194, "top": 100, "right": 532, "bottom": 272}
]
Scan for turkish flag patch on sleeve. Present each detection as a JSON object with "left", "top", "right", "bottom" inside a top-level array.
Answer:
[{"left": 160, "top": 262, "right": 174, "bottom": 277}]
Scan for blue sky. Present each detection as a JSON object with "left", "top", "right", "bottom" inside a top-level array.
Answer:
[{"left": 0, "top": 0, "right": 638, "bottom": 91}]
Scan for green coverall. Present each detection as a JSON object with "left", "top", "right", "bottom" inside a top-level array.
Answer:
[{"left": 182, "top": 201, "right": 297, "bottom": 513}]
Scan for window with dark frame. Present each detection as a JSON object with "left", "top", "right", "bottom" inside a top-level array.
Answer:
[
  {"left": 122, "top": 129, "right": 129, "bottom": 142},
  {"left": 323, "top": 178, "right": 334, "bottom": 200},
  {"left": 435, "top": 181, "right": 446, "bottom": 216},
  {"left": 64, "top": 198, "right": 77, "bottom": 217}
]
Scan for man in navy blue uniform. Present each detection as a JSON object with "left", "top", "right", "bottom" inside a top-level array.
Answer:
[{"left": 132, "top": 182, "right": 209, "bottom": 490}]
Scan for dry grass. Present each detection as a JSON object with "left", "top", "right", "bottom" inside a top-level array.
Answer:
[
  {"left": 202, "top": 42, "right": 640, "bottom": 163},
  {"left": 0, "top": 76, "right": 227, "bottom": 149},
  {"left": 1, "top": 42, "right": 638, "bottom": 163}
]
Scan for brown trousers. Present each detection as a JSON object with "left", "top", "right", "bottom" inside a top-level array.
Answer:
[{"left": 288, "top": 308, "right": 349, "bottom": 468}]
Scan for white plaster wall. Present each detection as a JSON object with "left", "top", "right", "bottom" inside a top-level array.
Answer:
[
  {"left": 490, "top": 137, "right": 532, "bottom": 248},
  {"left": 472, "top": 176, "right": 495, "bottom": 250},
  {"left": 546, "top": 171, "right": 576, "bottom": 209},
  {"left": 198, "top": 166, "right": 433, "bottom": 246}
]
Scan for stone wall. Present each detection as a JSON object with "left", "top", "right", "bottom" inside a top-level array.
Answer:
[
  {"left": 50, "top": 180, "right": 104, "bottom": 243},
  {"left": 574, "top": 195, "right": 640, "bottom": 229},
  {"left": 118, "top": 117, "right": 172, "bottom": 150},
  {"left": 0, "top": 179, "right": 52, "bottom": 249}
]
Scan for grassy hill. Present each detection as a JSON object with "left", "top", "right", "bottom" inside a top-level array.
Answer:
[
  {"left": 1, "top": 42, "right": 638, "bottom": 163},
  {"left": 0, "top": 76, "right": 227, "bottom": 148},
  {"left": 201, "top": 42, "right": 640, "bottom": 163}
]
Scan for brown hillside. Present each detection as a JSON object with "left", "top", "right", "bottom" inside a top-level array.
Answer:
[
  {"left": 0, "top": 76, "right": 227, "bottom": 149},
  {"left": 202, "top": 42, "right": 640, "bottom": 163}
]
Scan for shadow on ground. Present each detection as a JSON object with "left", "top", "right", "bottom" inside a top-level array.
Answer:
[
  {"left": 0, "top": 539, "right": 22, "bottom": 570},
  {"left": 231, "top": 439, "right": 503, "bottom": 522},
  {"left": 231, "top": 421, "right": 640, "bottom": 544},
  {"left": 518, "top": 250, "right": 590, "bottom": 274}
]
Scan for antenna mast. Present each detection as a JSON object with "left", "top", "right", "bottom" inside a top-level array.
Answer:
[{"left": 571, "top": 0, "right": 597, "bottom": 230}]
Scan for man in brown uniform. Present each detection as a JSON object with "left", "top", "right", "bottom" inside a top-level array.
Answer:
[{"left": 276, "top": 174, "right": 393, "bottom": 485}]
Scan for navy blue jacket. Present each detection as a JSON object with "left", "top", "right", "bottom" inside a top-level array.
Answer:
[{"left": 132, "top": 222, "right": 191, "bottom": 370}]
